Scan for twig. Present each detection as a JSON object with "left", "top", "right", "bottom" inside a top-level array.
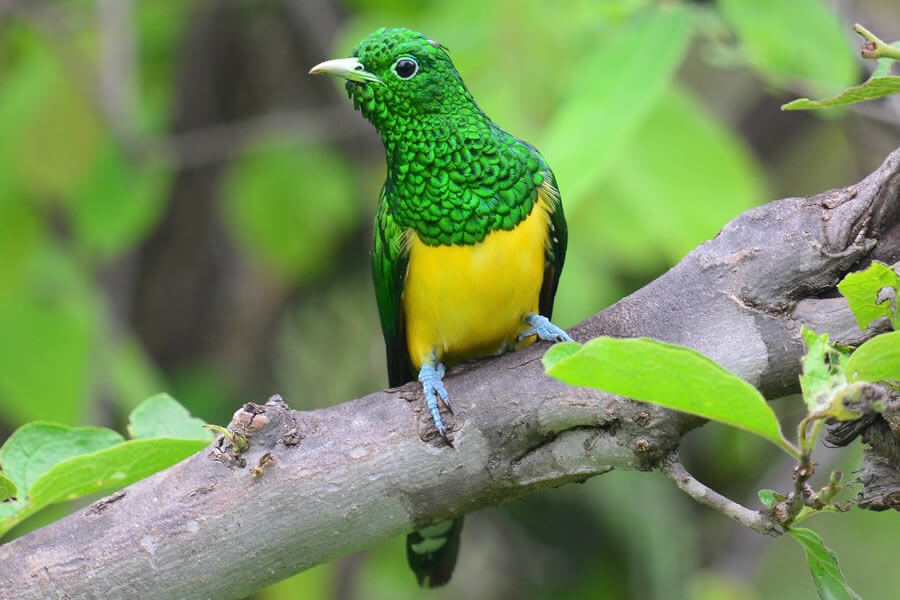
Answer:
[
  {"left": 781, "top": 415, "right": 828, "bottom": 525},
  {"left": 784, "top": 454, "right": 816, "bottom": 526},
  {"left": 661, "top": 454, "right": 783, "bottom": 536},
  {"left": 855, "top": 23, "right": 900, "bottom": 61}
]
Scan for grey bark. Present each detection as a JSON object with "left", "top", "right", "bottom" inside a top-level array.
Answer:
[{"left": 1, "top": 149, "right": 899, "bottom": 600}]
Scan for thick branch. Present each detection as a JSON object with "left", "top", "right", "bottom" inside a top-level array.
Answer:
[{"left": 1, "top": 150, "right": 898, "bottom": 600}]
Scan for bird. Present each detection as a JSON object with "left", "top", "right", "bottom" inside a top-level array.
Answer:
[{"left": 310, "top": 27, "right": 571, "bottom": 588}]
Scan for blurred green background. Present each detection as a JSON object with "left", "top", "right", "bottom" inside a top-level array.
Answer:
[{"left": 1, "top": 0, "right": 899, "bottom": 598}]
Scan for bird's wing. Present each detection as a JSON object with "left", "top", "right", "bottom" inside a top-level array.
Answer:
[
  {"left": 537, "top": 165, "right": 567, "bottom": 320},
  {"left": 372, "top": 184, "right": 414, "bottom": 387}
]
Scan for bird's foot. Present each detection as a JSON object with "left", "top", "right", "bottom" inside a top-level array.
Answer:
[
  {"left": 517, "top": 313, "right": 573, "bottom": 344},
  {"left": 418, "top": 361, "right": 453, "bottom": 447}
]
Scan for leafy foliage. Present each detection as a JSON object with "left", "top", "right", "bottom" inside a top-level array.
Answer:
[
  {"left": 844, "top": 331, "right": 900, "bottom": 385},
  {"left": 758, "top": 489, "right": 785, "bottom": 510},
  {"left": 127, "top": 393, "right": 210, "bottom": 439},
  {"left": 69, "top": 142, "right": 170, "bottom": 262},
  {"left": 782, "top": 76, "right": 900, "bottom": 110},
  {"left": 542, "top": 328, "right": 881, "bottom": 598},
  {"left": 541, "top": 5, "right": 693, "bottom": 209},
  {"left": 543, "top": 338, "right": 795, "bottom": 455},
  {"left": 0, "top": 246, "right": 97, "bottom": 425},
  {"left": 545, "top": 259, "right": 900, "bottom": 599},
  {"left": 223, "top": 142, "right": 360, "bottom": 283},
  {"left": 799, "top": 328, "right": 849, "bottom": 413},
  {"left": 782, "top": 25, "right": 900, "bottom": 111},
  {"left": 790, "top": 528, "right": 862, "bottom": 600},
  {"left": 718, "top": 0, "right": 857, "bottom": 94},
  {"left": 0, "top": 474, "right": 16, "bottom": 503},
  {"left": 0, "top": 394, "right": 211, "bottom": 539},
  {"left": 837, "top": 261, "right": 900, "bottom": 331}
]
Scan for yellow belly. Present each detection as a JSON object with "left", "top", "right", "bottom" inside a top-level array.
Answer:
[{"left": 403, "top": 195, "right": 551, "bottom": 370}]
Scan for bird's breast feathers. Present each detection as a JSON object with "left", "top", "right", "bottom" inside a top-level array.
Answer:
[{"left": 402, "top": 184, "right": 555, "bottom": 369}]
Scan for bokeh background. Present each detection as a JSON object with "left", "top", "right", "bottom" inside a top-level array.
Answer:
[{"left": 1, "top": 0, "right": 899, "bottom": 598}]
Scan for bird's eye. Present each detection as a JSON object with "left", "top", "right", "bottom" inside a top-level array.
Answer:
[{"left": 392, "top": 57, "right": 418, "bottom": 80}]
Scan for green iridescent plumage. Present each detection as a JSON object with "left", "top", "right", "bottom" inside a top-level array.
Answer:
[{"left": 348, "top": 27, "right": 550, "bottom": 246}]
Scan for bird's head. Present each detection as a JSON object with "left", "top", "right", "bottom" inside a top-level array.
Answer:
[{"left": 309, "top": 27, "right": 473, "bottom": 133}]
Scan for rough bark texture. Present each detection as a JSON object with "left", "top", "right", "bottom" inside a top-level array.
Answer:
[{"left": 1, "top": 149, "right": 899, "bottom": 600}]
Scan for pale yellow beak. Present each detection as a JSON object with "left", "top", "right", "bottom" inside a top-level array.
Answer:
[{"left": 308, "top": 57, "right": 383, "bottom": 84}]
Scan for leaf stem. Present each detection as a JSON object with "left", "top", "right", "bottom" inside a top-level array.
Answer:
[
  {"left": 854, "top": 24, "right": 900, "bottom": 61},
  {"left": 779, "top": 435, "right": 802, "bottom": 459},
  {"left": 796, "top": 413, "right": 826, "bottom": 456}
]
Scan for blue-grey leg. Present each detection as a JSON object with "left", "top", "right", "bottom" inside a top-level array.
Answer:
[
  {"left": 518, "top": 313, "right": 573, "bottom": 344},
  {"left": 418, "top": 359, "right": 453, "bottom": 446}
]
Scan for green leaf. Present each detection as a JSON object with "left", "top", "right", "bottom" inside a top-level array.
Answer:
[
  {"left": 543, "top": 337, "right": 796, "bottom": 455},
  {"left": 0, "top": 423, "right": 123, "bottom": 528},
  {"left": 29, "top": 438, "right": 209, "bottom": 513},
  {"left": 0, "top": 475, "right": 17, "bottom": 502},
  {"left": 0, "top": 27, "right": 59, "bottom": 182},
  {"left": 69, "top": 141, "right": 170, "bottom": 261},
  {"left": 542, "top": 341, "right": 581, "bottom": 367},
  {"left": 553, "top": 86, "right": 765, "bottom": 327},
  {"left": 718, "top": 0, "right": 857, "bottom": 96},
  {"left": 0, "top": 396, "right": 211, "bottom": 539},
  {"left": 542, "top": 6, "right": 693, "bottom": 211},
  {"left": 757, "top": 488, "right": 787, "bottom": 509},
  {"left": 127, "top": 393, "right": 213, "bottom": 440},
  {"left": 586, "top": 87, "right": 765, "bottom": 264},
  {"left": 782, "top": 76, "right": 900, "bottom": 111},
  {"left": 11, "top": 34, "right": 103, "bottom": 198},
  {"left": 136, "top": 1, "right": 194, "bottom": 131},
  {"left": 1, "top": 436, "right": 209, "bottom": 539},
  {"left": 223, "top": 142, "right": 359, "bottom": 283},
  {"left": 799, "top": 328, "right": 848, "bottom": 413},
  {"left": 789, "top": 528, "right": 861, "bottom": 600},
  {"left": 0, "top": 245, "right": 98, "bottom": 425},
  {"left": 0, "top": 195, "right": 43, "bottom": 302},
  {"left": 0, "top": 423, "right": 123, "bottom": 502},
  {"left": 837, "top": 261, "right": 900, "bottom": 331},
  {"left": 844, "top": 331, "right": 900, "bottom": 385}
]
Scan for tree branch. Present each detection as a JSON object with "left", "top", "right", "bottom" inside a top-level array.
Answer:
[{"left": 1, "top": 149, "right": 899, "bottom": 600}]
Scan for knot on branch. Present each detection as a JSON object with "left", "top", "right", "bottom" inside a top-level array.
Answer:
[{"left": 209, "top": 394, "right": 309, "bottom": 468}]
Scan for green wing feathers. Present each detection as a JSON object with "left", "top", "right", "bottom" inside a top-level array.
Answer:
[
  {"left": 372, "top": 187, "right": 413, "bottom": 387},
  {"left": 538, "top": 166, "right": 567, "bottom": 320}
]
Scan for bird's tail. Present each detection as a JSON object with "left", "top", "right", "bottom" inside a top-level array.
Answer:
[{"left": 406, "top": 517, "right": 464, "bottom": 587}]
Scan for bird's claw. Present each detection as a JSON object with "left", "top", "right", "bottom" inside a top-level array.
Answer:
[
  {"left": 419, "top": 361, "right": 453, "bottom": 446},
  {"left": 517, "top": 313, "right": 573, "bottom": 344}
]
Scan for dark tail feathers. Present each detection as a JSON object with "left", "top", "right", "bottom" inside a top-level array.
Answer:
[{"left": 406, "top": 517, "right": 463, "bottom": 587}]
